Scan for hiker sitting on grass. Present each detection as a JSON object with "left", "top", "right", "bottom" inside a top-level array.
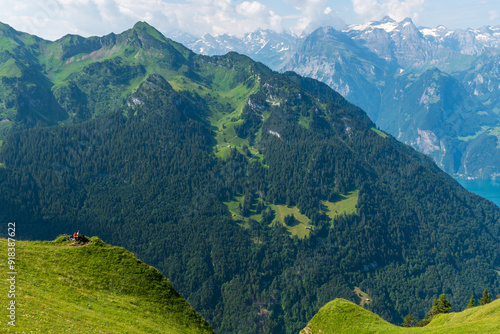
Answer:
[{"left": 73, "top": 231, "right": 82, "bottom": 241}]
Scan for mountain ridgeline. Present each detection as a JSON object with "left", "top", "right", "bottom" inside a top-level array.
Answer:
[
  {"left": 0, "top": 22, "right": 499, "bottom": 333},
  {"left": 178, "top": 17, "right": 500, "bottom": 180}
]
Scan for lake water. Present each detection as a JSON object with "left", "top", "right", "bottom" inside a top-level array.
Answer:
[{"left": 458, "top": 179, "right": 500, "bottom": 208}]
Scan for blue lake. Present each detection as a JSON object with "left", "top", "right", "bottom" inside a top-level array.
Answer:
[{"left": 458, "top": 179, "right": 500, "bottom": 208}]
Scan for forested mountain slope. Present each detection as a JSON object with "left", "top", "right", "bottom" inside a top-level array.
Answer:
[
  {"left": 0, "top": 237, "right": 214, "bottom": 333},
  {"left": 0, "top": 22, "right": 499, "bottom": 333}
]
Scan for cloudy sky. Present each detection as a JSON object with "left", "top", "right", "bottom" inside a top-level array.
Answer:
[{"left": 1, "top": 0, "right": 499, "bottom": 40}]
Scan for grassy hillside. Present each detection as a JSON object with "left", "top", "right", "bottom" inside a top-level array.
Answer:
[
  {"left": 301, "top": 298, "right": 500, "bottom": 334},
  {"left": 0, "top": 237, "right": 213, "bottom": 333}
]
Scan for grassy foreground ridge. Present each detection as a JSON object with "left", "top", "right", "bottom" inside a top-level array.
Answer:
[
  {"left": 301, "top": 298, "right": 500, "bottom": 334},
  {"left": 0, "top": 237, "right": 214, "bottom": 333}
]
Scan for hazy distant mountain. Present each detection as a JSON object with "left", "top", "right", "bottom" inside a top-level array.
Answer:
[
  {"left": 173, "top": 29, "right": 297, "bottom": 70},
  {"left": 456, "top": 50, "right": 500, "bottom": 111},
  {"left": 421, "top": 24, "right": 500, "bottom": 55},
  {"left": 281, "top": 26, "right": 389, "bottom": 121},
  {"left": 379, "top": 68, "right": 500, "bottom": 178},
  {"left": 344, "top": 17, "right": 500, "bottom": 71}
]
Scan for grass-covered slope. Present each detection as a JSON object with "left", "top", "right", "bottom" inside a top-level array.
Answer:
[
  {"left": 0, "top": 237, "right": 214, "bottom": 333},
  {"left": 301, "top": 298, "right": 500, "bottom": 334}
]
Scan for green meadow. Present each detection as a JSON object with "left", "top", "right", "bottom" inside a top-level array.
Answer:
[
  {"left": 321, "top": 189, "right": 359, "bottom": 223},
  {"left": 224, "top": 190, "right": 359, "bottom": 239}
]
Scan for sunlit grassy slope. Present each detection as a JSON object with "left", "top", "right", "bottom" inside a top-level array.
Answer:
[
  {"left": 0, "top": 237, "right": 214, "bottom": 333},
  {"left": 301, "top": 298, "right": 500, "bottom": 334},
  {"left": 321, "top": 189, "right": 359, "bottom": 222}
]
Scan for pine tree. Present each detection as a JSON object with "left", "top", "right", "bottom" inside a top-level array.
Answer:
[
  {"left": 480, "top": 289, "right": 492, "bottom": 305},
  {"left": 428, "top": 297, "right": 439, "bottom": 317},
  {"left": 438, "top": 294, "right": 452, "bottom": 313},
  {"left": 466, "top": 295, "right": 475, "bottom": 309},
  {"left": 429, "top": 294, "right": 451, "bottom": 316}
]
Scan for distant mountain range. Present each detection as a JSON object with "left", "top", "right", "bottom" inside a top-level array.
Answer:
[{"left": 171, "top": 17, "right": 500, "bottom": 179}]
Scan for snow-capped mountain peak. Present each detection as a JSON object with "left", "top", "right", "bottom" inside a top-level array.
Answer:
[
  {"left": 346, "top": 16, "right": 399, "bottom": 33},
  {"left": 420, "top": 25, "right": 453, "bottom": 38}
]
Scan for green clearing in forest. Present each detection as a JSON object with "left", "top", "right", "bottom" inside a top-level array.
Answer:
[
  {"left": 371, "top": 127, "right": 388, "bottom": 138},
  {"left": 270, "top": 204, "right": 313, "bottom": 239},
  {"left": 224, "top": 190, "right": 359, "bottom": 238},
  {"left": 223, "top": 195, "right": 264, "bottom": 228},
  {"left": 223, "top": 195, "right": 313, "bottom": 238},
  {"left": 321, "top": 189, "right": 359, "bottom": 223}
]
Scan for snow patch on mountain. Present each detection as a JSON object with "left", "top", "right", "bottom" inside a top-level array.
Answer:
[{"left": 347, "top": 21, "right": 399, "bottom": 33}]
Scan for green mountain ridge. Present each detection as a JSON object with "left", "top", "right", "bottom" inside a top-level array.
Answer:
[
  {"left": 301, "top": 298, "right": 500, "bottom": 334},
  {"left": 0, "top": 22, "right": 499, "bottom": 333},
  {"left": 0, "top": 20, "right": 197, "bottom": 134},
  {"left": 0, "top": 237, "right": 214, "bottom": 333}
]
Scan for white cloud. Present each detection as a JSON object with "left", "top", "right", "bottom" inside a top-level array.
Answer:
[
  {"left": 350, "top": 0, "right": 425, "bottom": 23},
  {"left": 0, "top": 0, "right": 294, "bottom": 39},
  {"left": 0, "top": 0, "right": 347, "bottom": 40},
  {"left": 236, "top": 1, "right": 267, "bottom": 17},
  {"left": 284, "top": 0, "right": 345, "bottom": 35},
  {"left": 489, "top": 10, "right": 499, "bottom": 21}
]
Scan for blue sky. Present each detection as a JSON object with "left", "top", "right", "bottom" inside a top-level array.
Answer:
[{"left": 0, "top": 0, "right": 498, "bottom": 40}]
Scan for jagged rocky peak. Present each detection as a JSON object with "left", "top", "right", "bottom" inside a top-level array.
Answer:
[
  {"left": 398, "top": 17, "right": 418, "bottom": 30},
  {"left": 380, "top": 15, "right": 396, "bottom": 23}
]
